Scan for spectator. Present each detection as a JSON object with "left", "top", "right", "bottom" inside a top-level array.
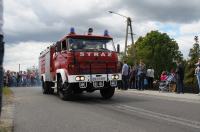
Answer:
[
  {"left": 170, "top": 69, "right": 176, "bottom": 82},
  {"left": 11, "top": 72, "right": 17, "bottom": 87},
  {"left": 169, "top": 69, "right": 176, "bottom": 92},
  {"left": 129, "top": 65, "right": 137, "bottom": 89},
  {"left": 17, "top": 71, "right": 22, "bottom": 86},
  {"left": 146, "top": 66, "right": 154, "bottom": 89},
  {"left": 175, "top": 60, "right": 184, "bottom": 94},
  {"left": 137, "top": 60, "right": 146, "bottom": 90},
  {"left": 22, "top": 71, "right": 27, "bottom": 86},
  {"left": 160, "top": 71, "right": 167, "bottom": 81},
  {"left": 144, "top": 76, "right": 148, "bottom": 89},
  {"left": 122, "top": 60, "right": 129, "bottom": 90}
]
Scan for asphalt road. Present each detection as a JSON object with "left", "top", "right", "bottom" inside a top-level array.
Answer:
[{"left": 12, "top": 87, "right": 200, "bottom": 132}]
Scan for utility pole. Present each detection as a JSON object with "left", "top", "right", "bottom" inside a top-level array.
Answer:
[
  {"left": 108, "top": 11, "right": 134, "bottom": 58},
  {"left": 125, "top": 17, "right": 134, "bottom": 56},
  {"left": 19, "top": 64, "right": 20, "bottom": 72}
]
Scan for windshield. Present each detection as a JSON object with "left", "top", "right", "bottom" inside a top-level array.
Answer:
[{"left": 68, "top": 38, "right": 116, "bottom": 52}]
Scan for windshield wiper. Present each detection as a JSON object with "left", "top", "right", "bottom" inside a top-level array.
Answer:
[
  {"left": 81, "top": 49, "right": 98, "bottom": 52},
  {"left": 97, "top": 48, "right": 110, "bottom": 51}
]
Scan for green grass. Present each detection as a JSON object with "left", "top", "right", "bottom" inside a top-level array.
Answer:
[
  {"left": 0, "top": 127, "right": 8, "bottom": 132},
  {"left": 2, "top": 87, "right": 13, "bottom": 97}
]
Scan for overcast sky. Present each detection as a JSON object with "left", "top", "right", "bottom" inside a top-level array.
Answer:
[{"left": 3, "top": 0, "right": 200, "bottom": 71}]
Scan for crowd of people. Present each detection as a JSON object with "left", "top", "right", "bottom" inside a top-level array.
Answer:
[
  {"left": 3, "top": 70, "right": 41, "bottom": 87},
  {"left": 121, "top": 59, "right": 187, "bottom": 94},
  {"left": 121, "top": 60, "right": 155, "bottom": 91}
]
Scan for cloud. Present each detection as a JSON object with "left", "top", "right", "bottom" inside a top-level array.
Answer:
[
  {"left": 180, "top": 21, "right": 200, "bottom": 35},
  {"left": 4, "top": 41, "right": 49, "bottom": 71},
  {"left": 176, "top": 35, "right": 195, "bottom": 59},
  {"left": 122, "top": 0, "right": 200, "bottom": 23},
  {"left": 4, "top": 0, "right": 200, "bottom": 44},
  {"left": 3, "top": 0, "right": 200, "bottom": 71},
  {"left": 4, "top": 0, "right": 121, "bottom": 43}
]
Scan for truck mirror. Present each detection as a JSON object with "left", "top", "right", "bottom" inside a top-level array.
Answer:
[{"left": 117, "top": 44, "right": 120, "bottom": 53}]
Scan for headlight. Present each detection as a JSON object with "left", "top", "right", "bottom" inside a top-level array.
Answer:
[
  {"left": 115, "top": 75, "right": 119, "bottom": 79},
  {"left": 75, "top": 76, "right": 81, "bottom": 81},
  {"left": 75, "top": 76, "right": 85, "bottom": 81},
  {"left": 80, "top": 76, "right": 85, "bottom": 81},
  {"left": 111, "top": 75, "right": 119, "bottom": 80},
  {"left": 111, "top": 75, "right": 115, "bottom": 79}
]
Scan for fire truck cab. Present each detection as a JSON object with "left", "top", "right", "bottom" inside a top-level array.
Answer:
[{"left": 39, "top": 28, "right": 121, "bottom": 100}]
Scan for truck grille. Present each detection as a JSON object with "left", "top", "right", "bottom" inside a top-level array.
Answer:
[{"left": 77, "top": 62, "right": 116, "bottom": 74}]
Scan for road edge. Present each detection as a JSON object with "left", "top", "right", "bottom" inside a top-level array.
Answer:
[
  {"left": 0, "top": 91, "right": 15, "bottom": 132},
  {"left": 116, "top": 89, "right": 200, "bottom": 103}
]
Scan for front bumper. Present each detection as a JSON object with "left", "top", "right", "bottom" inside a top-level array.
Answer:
[{"left": 67, "top": 73, "right": 122, "bottom": 83}]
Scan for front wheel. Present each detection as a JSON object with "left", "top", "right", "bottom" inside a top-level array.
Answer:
[
  {"left": 57, "top": 78, "right": 74, "bottom": 100},
  {"left": 100, "top": 86, "right": 115, "bottom": 99}
]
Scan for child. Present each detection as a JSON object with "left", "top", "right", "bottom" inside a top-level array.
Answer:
[
  {"left": 144, "top": 77, "right": 148, "bottom": 89},
  {"left": 160, "top": 71, "right": 167, "bottom": 81}
]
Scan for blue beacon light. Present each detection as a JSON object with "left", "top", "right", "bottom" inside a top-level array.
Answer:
[
  {"left": 70, "top": 27, "right": 75, "bottom": 34},
  {"left": 104, "top": 30, "right": 109, "bottom": 36}
]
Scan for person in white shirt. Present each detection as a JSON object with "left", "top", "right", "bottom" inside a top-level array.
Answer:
[
  {"left": 146, "top": 67, "right": 154, "bottom": 89},
  {"left": 122, "top": 60, "right": 129, "bottom": 90},
  {"left": 0, "top": 0, "right": 4, "bottom": 116}
]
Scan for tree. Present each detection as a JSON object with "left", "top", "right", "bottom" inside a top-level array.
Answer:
[
  {"left": 184, "top": 36, "right": 199, "bottom": 92},
  {"left": 127, "top": 30, "right": 183, "bottom": 79}
]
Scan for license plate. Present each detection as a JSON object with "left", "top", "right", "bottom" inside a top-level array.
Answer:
[
  {"left": 93, "top": 81, "right": 104, "bottom": 88},
  {"left": 92, "top": 77, "right": 106, "bottom": 81}
]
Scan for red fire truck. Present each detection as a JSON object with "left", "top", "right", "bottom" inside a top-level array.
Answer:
[{"left": 39, "top": 28, "right": 121, "bottom": 100}]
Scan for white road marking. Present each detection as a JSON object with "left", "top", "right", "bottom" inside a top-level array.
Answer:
[{"left": 116, "top": 104, "right": 200, "bottom": 129}]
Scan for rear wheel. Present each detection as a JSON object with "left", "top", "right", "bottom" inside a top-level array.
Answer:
[
  {"left": 48, "top": 86, "right": 54, "bottom": 94},
  {"left": 42, "top": 81, "right": 48, "bottom": 94},
  {"left": 42, "top": 81, "right": 54, "bottom": 94},
  {"left": 100, "top": 86, "right": 115, "bottom": 99},
  {"left": 57, "top": 78, "right": 74, "bottom": 100}
]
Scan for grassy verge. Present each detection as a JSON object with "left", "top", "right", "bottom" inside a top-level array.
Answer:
[
  {"left": 2, "top": 87, "right": 13, "bottom": 97},
  {"left": 2, "top": 86, "right": 13, "bottom": 104},
  {"left": 0, "top": 87, "right": 14, "bottom": 132}
]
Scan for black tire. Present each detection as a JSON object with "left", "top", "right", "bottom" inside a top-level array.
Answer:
[
  {"left": 42, "top": 81, "right": 54, "bottom": 94},
  {"left": 57, "top": 78, "right": 74, "bottom": 100},
  {"left": 42, "top": 81, "right": 48, "bottom": 94},
  {"left": 48, "top": 87, "right": 54, "bottom": 94},
  {"left": 74, "top": 88, "right": 83, "bottom": 94},
  {"left": 100, "top": 86, "right": 115, "bottom": 99},
  {"left": 48, "top": 82, "right": 54, "bottom": 94},
  {"left": 57, "top": 78, "right": 65, "bottom": 100}
]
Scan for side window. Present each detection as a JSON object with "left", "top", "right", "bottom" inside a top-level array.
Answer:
[
  {"left": 61, "top": 40, "right": 67, "bottom": 51},
  {"left": 56, "top": 41, "right": 61, "bottom": 52}
]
